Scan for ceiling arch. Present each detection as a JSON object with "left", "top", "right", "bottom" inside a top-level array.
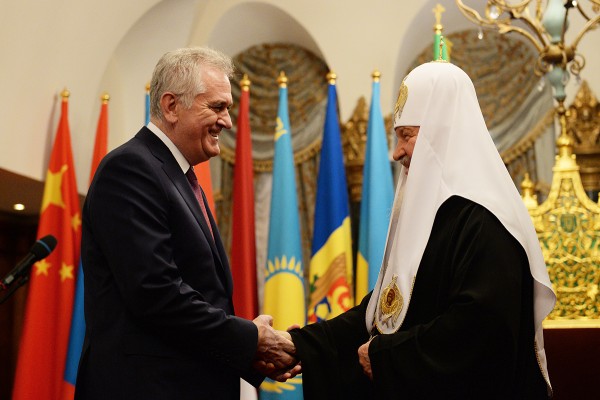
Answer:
[{"left": 197, "top": 1, "right": 324, "bottom": 60}]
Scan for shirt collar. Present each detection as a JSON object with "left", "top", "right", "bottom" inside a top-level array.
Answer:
[{"left": 147, "top": 121, "right": 190, "bottom": 173}]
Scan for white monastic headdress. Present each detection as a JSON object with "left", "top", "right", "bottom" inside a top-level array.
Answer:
[{"left": 365, "top": 61, "right": 556, "bottom": 385}]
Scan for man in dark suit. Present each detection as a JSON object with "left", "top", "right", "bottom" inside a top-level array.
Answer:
[{"left": 75, "top": 47, "right": 298, "bottom": 400}]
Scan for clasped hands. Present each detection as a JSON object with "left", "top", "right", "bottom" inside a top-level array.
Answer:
[
  {"left": 252, "top": 315, "right": 374, "bottom": 382},
  {"left": 252, "top": 315, "right": 301, "bottom": 382}
]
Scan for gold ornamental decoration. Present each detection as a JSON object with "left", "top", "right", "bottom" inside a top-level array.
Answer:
[
  {"left": 568, "top": 81, "right": 600, "bottom": 194},
  {"left": 457, "top": 0, "right": 600, "bottom": 328},
  {"left": 523, "top": 100, "right": 600, "bottom": 328}
]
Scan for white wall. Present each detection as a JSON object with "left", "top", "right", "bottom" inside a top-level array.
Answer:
[
  {"left": 0, "top": 0, "right": 160, "bottom": 184},
  {"left": 1, "top": 0, "right": 598, "bottom": 194}
]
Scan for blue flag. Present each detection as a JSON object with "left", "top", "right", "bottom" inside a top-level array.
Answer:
[
  {"left": 63, "top": 263, "right": 85, "bottom": 388},
  {"left": 260, "top": 73, "right": 305, "bottom": 400},
  {"left": 356, "top": 74, "right": 394, "bottom": 300},
  {"left": 145, "top": 85, "right": 150, "bottom": 125},
  {"left": 308, "top": 79, "right": 354, "bottom": 324}
]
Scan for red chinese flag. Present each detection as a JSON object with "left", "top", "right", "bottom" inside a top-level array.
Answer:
[
  {"left": 13, "top": 91, "right": 81, "bottom": 400},
  {"left": 230, "top": 75, "right": 257, "bottom": 319}
]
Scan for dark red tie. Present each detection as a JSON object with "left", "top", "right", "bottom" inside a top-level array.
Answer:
[{"left": 185, "top": 167, "right": 214, "bottom": 240}]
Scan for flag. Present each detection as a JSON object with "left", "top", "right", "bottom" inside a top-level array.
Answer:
[
  {"left": 13, "top": 90, "right": 81, "bottom": 400},
  {"left": 87, "top": 94, "right": 109, "bottom": 185},
  {"left": 259, "top": 72, "right": 304, "bottom": 399},
  {"left": 355, "top": 72, "right": 394, "bottom": 300},
  {"left": 145, "top": 82, "right": 150, "bottom": 125},
  {"left": 61, "top": 93, "right": 109, "bottom": 398},
  {"left": 195, "top": 162, "right": 217, "bottom": 218},
  {"left": 307, "top": 74, "right": 353, "bottom": 323},
  {"left": 231, "top": 75, "right": 257, "bottom": 321}
]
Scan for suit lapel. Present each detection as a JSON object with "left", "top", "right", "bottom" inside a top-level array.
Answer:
[{"left": 136, "top": 128, "right": 225, "bottom": 268}]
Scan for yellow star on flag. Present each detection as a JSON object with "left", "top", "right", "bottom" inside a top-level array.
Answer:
[
  {"left": 59, "top": 263, "right": 74, "bottom": 282},
  {"left": 41, "top": 164, "right": 68, "bottom": 212},
  {"left": 35, "top": 259, "right": 51, "bottom": 276},
  {"left": 72, "top": 212, "right": 81, "bottom": 232}
]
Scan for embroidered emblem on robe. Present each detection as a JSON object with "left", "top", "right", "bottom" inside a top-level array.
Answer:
[{"left": 378, "top": 274, "right": 403, "bottom": 329}]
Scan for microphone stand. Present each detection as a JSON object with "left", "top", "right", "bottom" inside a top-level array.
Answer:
[{"left": 0, "top": 275, "right": 30, "bottom": 304}]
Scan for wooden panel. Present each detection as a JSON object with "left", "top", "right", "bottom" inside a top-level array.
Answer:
[{"left": 544, "top": 328, "right": 600, "bottom": 399}]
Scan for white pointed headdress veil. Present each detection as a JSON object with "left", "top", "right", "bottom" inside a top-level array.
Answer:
[{"left": 365, "top": 61, "right": 556, "bottom": 384}]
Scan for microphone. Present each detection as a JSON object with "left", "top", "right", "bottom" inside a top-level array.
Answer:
[{"left": 1, "top": 235, "right": 57, "bottom": 287}]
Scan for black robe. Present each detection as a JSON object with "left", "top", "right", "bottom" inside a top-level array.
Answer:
[{"left": 290, "top": 196, "right": 550, "bottom": 399}]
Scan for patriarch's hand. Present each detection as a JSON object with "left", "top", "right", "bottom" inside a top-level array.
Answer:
[{"left": 358, "top": 340, "right": 372, "bottom": 380}]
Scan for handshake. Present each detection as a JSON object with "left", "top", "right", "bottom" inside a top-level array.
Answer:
[{"left": 252, "top": 315, "right": 302, "bottom": 382}]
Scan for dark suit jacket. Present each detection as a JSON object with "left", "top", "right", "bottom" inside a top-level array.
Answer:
[{"left": 75, "top": 127, "right": 262, "bottom": 400}]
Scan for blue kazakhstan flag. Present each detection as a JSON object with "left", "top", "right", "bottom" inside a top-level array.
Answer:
[
  {"left": 260, "top": 71, "right": 305, "bottom": 399},
  {"left": 355, "top": 71, "right": 394, "bottom": 300},
  {"left": 308, "top": 73, "right": 353, "bottom": 324}
]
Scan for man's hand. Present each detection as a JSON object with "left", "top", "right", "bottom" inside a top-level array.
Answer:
[
  {"left": 277, "top": 330, "right": 292, "bottom": 341},
  {"left": 252, "top": 315, "right": 299, "bottom": 381},
  {"left": 272, "top": 360, "right": 302, "bottom": 382},
  {"left": 358, "top": 340, "right": 373, "bottom": 380},
  {"left": 272, "top": 329, "right": 302, "bottom": 380}
]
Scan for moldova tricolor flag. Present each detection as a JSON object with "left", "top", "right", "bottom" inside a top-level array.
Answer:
[{"left": 308, "top": 74, "right": 353, "bottom": 323}]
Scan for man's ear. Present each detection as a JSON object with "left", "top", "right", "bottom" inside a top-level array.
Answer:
[{"left": 160, "top": 92, "right": 178, "bottom": 124}]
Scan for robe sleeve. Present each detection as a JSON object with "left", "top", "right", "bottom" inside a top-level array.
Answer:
[{"left": 289, "top": 293, "right": 373, "bottom": 399}]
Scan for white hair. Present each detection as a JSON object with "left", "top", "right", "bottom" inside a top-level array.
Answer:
[{"left": 150, "top": 47, "right": 235, "bottom": 121}]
